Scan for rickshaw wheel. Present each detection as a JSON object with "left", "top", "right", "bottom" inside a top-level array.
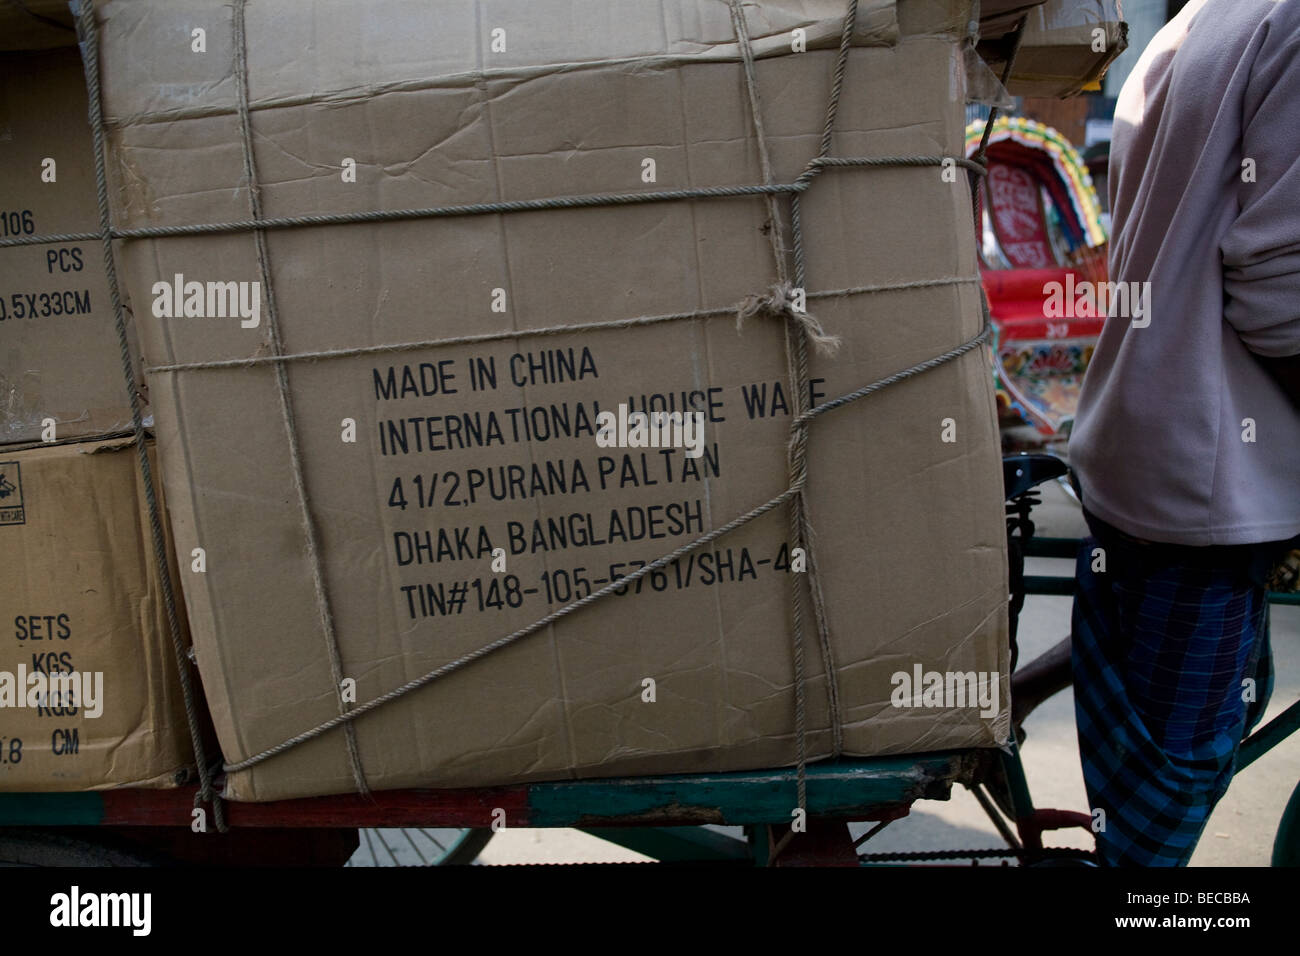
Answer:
[
  {"left": 347, "top": 827, "right": 493, "bottom": 866},
  {"left": 1272, "top": 780, "right": 1300, "bottom": 867}
]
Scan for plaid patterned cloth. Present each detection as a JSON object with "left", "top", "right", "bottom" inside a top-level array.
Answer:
[{"left": 1071, "top": 514, "right": 1275, "bottom": 867}]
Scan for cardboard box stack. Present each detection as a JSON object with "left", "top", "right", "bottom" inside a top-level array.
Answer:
[
  {"left": 0, "top": 46, "right": 197, "bottom": 790},
  {"left": 87, "top": 0, "right": 1015, "bottom": 802}
]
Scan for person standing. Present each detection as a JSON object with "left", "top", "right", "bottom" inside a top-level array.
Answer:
[{"left": 1068, "top": 0, "right": 1300, "bottom": 866}]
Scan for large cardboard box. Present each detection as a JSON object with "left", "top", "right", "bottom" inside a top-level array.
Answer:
[
  {"left": 93, "top": 0, "right": 1010, "bottom": 800},
  {"left": 0, "top": 49, "right": 145, "bottom": 446},
  {"left": 0, "top": 438, "right": 197, "bottom": 790}
]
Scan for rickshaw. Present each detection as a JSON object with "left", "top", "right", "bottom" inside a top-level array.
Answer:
[
  {"left": 0, "top": 1, "right": 1294, "bottom": 870},
  {"left": 970, "top": 117, "right": 1109, "bottom": 446}
]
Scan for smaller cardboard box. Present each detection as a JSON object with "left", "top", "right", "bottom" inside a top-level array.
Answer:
[
  {"left": 982, "top": 0, "right": 1126, "bottom": 98},
  {"left": 0, "top": 437, "right": 197, "bottom": 791},
  {"left": 0, "top": 49, "right": 145, "bottom": 446}
]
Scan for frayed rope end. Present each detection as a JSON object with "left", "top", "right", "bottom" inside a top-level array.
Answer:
[{"left": 736, "top": 282, "right": 841, "bottom": 356}]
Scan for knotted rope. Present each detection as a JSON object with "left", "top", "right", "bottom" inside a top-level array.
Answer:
[{"left": 736, "top": 283, "right": 842, "bottom": 357}]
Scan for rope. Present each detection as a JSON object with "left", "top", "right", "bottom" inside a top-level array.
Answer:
[
  {"left": 0, "top": 157, "right": 985, "bottom": 251},
  {"left": 142, "top": 276, "right": 975, "bottom": 375},
  {"left": 225, "top": 484, "right": 801, "bottom": 771},
  {"left": 72, "top": 1, "right": 226, "bottom": 832},
  {"left": 731, "top": 0, "right": 846, "bottom": 793},
  {"left": 231, "top": 0, "right": 369, "bottom": 797},
  {"left": 970, "top": 16, "right": 1029, "bottom": 230},
  {"left": 820, "top": 0, "right": 859, "bottom": 158},
  {"left": 727, "top": 0, "right": 791, "bottom": 285},
  {"left": 805, "top": 154, "right": 987, "bottom": 178},
  {"left": 795, "top": 309, "right": 993, "bottom": 427},
  {"left": 781, "top": 0, "right": 865, "bottom": 808},
  {"left": 974, "top": 17, "right": 1028, "bottom": 166},
  {"left": 0, "top": 185, "right": 802, "bottom": 248},
  {"left": 737, "top": 283, "right": 841, "bottom": 356}
]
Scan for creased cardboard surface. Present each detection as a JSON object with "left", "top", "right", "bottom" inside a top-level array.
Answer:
[{"left": 94, "top": 0, "right": 1009, "bottom": 801}]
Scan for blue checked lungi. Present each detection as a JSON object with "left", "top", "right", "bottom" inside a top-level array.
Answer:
[{"left": 1071, "top": 509, "right": 1278, "bottom": 867}]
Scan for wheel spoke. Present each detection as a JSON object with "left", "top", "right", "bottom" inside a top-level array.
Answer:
[
  {"left": 376, "top": 830, "right": 402, "bottom": 867},
  {"left": 360, "top": 827, "right": 380, "bottom": 867},
  {"left": 347, "top": 827, "right": 487, "bottom": 866},
  {"left": 419, "top": 828, "right": 449, "bottom": 854},
  {"left": 400, "top": 828, "right": 428, "bottom": 865}
]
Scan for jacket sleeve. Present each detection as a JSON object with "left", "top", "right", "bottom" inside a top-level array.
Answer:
[{"left": 1221, "top": 20, "right": 1300, "bottom": 358}]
